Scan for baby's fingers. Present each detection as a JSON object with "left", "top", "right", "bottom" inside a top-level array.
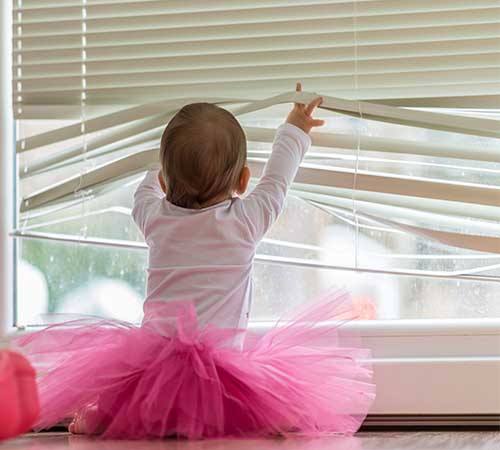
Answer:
[
  {"left": 309, "top": 118, "right": 325, "bottom": 128},
  {"left": 294, "top": 82, "right": 304, "bottom": 109},
  {"left": 305, "top": 96, "right": 323, "bottom": 116}
]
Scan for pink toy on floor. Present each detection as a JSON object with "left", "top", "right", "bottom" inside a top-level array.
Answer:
[{"left": 0, "top": 349, "right": 39, "bottom": 440}]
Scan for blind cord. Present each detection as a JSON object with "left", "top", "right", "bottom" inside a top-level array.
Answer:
[
  {"left": 77, "top": 0, "right": 89, "bottom": 241},
  {"left": 352, "top": 0, "right": 362, "bottom": 270},
  {"left": 17, "top": 0, "right": 30, "bottom": 233}
]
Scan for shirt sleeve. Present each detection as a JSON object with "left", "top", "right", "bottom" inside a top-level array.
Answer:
[
  {"left": 131, "top": 170, "right": 165, "bottom": 234},
  {"left": 240, "top": 122, "right": 311, "bottom": 241}
]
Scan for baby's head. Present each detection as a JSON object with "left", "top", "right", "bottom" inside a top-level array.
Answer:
[{"left": 159, "top": 103, "right": 249, "bottom": 209}]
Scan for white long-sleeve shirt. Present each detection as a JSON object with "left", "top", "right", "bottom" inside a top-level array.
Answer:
[{"left": 132, "top": 123, "right": 311, "bottom": 329}]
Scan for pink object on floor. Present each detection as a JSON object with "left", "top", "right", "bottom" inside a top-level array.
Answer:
[
  {"left": 15, "top": 289, "right": 375, "bottom": 440},
  {"left": 0, "top": 350, "right": 40, "bottom": 440}
]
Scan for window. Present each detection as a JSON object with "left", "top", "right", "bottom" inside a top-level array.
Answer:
[{"left": 6, "top": 0, "right": 500, "bottom": 421}]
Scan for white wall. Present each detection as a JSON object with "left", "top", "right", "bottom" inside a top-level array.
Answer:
[{"left": 0, "top": 0, "right": 14, "bottom": 336}]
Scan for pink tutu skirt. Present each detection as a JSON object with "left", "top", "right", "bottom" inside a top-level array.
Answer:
[{"left": 15, "top": 289, "right": 375, "bottom": 439}]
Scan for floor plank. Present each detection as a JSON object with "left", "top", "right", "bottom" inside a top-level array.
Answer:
[{"left": 2, "top": 432, "right": 500, "bottom": 450}]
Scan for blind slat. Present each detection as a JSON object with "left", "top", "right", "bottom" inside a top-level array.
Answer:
[
  {"left": 291, "top": 186, "right": 500, "bottom": 224},
  {"left": 14, "top": 19, "right": 500, "bottom": 53},
  {"left": 14, "top": 3, "right": 500, "bottom": 40},
  {"left": 17, "top": 1, "right": 500, "bottom": 23},
  {"left": 17, "top": 0, "right": 362, "bottom": 13},
  {"left": 305, "top": 195, "right": 500, "bottom": 235},
  {"left": 316, "top": 204, "right": 500, "bottom": 255}
]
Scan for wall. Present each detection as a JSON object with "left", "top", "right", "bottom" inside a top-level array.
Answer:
[{"left": 0, "top": 0, "right": 14, "bottom": 336}]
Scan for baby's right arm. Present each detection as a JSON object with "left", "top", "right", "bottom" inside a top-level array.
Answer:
[
  {"left": 131, "top": 169, "right": 165, "bottom": 234},
  {"left": 241, "top": 83, "right": 324, "bottom": 241}
]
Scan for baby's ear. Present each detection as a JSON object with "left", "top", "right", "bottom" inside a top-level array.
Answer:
[
  {"left": 236, "top": 166, "right": 251, "bottom": 195},
  {"left": 158, "top": 170, "right": 167, "bottom": 193}
]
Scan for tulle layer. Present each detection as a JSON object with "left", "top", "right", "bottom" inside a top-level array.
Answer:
[{"left": 15, "top": 289, "right": 375, "bottom": 439}]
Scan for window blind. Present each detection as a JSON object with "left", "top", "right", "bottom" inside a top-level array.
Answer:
[
  {"left": 12, "top": 0, "right": 500, "bottom": 260},
  {"left": 13, "top": 0, "right": 500, "bottom": 116}
]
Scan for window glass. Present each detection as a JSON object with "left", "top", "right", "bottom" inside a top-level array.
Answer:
[{"left": 18, "top": 238, "right": 500, "bottom": 326}]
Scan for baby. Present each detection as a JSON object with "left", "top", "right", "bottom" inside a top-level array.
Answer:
[
  {"left": 19, "top": 84, "right": 374, "bottom": 439},
  {"left": 133, "top": 83, "right": 324, "bottom": 330}
]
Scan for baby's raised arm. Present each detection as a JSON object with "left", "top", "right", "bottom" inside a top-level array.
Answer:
[
  {"left": 131, "top": 169, "right": 165, "bottom": 234},
  {"left": 241, "top": 83, "right": 323, "bottom": 241}
]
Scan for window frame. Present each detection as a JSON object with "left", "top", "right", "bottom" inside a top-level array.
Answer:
[
  {"left": 2, "top": 0, "right": 499, "bottom": 421},
  {"left": 0, "top": 0, "right": 14, "bottom": 338}
]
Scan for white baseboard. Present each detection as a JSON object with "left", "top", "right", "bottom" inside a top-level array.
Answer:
[{"left": 370, "top": 358, "right": 500, "bottom": 415}]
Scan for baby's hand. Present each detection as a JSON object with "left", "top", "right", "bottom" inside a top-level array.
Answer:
[{"left": 286, "top": 82, "right": 324, "bottom": 134}]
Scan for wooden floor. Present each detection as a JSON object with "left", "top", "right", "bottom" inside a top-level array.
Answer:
[{"left": 3, "top": 432, "right": 500, "bottom": 450}]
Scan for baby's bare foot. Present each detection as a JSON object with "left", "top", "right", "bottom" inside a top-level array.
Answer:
[
  {"left": 69, "top": 407, "right": 104, "bottom": 435},
  {"left": 68, "top": 416, "right": 86, "bottom": 435}
]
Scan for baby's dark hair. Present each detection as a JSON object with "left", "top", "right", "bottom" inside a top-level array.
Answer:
[{"left": 159, "top": 103, "right": 247, "bottom": 209}]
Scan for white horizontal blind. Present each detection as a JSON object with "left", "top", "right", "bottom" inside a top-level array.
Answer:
[
  {"left": 11, "top": 1, "right": 500, "bottom": 262},
  {"left": 13, "top": 0, "right": 500, "bottom": 117}
]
